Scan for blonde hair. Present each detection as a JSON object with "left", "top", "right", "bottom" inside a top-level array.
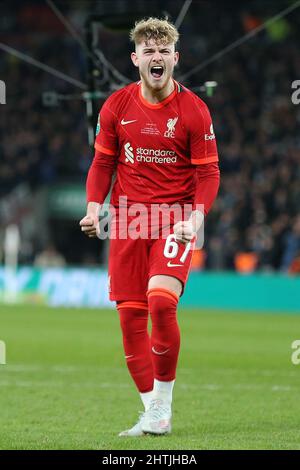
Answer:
[{"left": 130, "top": 17, "right": 179, "bottom": 46}]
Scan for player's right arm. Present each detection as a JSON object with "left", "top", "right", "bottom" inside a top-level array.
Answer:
[{"left": 80, "top": 98, "right": 118, "bottom": 238}]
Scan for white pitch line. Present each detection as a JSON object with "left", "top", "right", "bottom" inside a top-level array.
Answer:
[
  {"left": 2, "top": 364, "right": 125, "bottom": 373},
  {"left": 180, "top": 367, "right": 300, "bottom": 378},
  {"left": 3, "top": 364, "right": 300, "bottom": 379},
  {"left": 0, "top": 379, "right": 295, "bottom": 392},
  {"left": 0, "top": 380, "right": 131, "bottom": 389}
]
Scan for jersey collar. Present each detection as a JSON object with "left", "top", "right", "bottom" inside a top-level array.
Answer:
[{"left": 138, "top": 79, "right": 180, "bottom": 109}]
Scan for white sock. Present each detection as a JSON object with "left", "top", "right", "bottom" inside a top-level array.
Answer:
[
  {"left": 140, "top": 390, "right": 153, "bottom": 411},
  {"left": 153, "top": 379, "right": 175, "bottom": 406}
]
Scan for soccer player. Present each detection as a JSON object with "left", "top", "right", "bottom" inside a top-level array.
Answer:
[{"left": 80, "top": 17, "right": 220, "bottom": 436}]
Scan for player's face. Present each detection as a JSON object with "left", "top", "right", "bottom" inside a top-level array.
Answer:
[{"left": 131, "top": 39, "right": 179, "bottom": 92}]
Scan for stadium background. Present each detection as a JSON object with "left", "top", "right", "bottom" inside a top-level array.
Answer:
[{"left": 1, "top": 0, "right": 300, "bottom": 450}]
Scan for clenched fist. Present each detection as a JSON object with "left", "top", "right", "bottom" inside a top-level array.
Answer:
[
  {"left": 79, "top": 202, "right": 101, "bottom": 238},
  {"left": 79, "top": 214, "right": 99, "bottom": 238},
  {"left": 173, "top": 210, "right": 204, "bottom": 244},
  {"left": 173, "top": 220, "right": 195, "bottom": 244}
]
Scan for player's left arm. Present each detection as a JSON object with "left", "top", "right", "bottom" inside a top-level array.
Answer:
[
  {"left": 174, "top": 162, "right": 220, "bottom": 243},
  {"left": 173, "top": 99, "right": 220, "bottom": 243}
]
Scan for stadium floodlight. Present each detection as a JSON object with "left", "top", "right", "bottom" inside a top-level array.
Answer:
[
  {"left": 191, "top": 81, "right": 218, "bottom": 97},
  {"left": 204, "top": 81, "right": 218, "bottom": 97}
]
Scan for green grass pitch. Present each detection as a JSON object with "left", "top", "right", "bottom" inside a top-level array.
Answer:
[{"left": 0, "top": 303, "right": 300, "bottom": 450}]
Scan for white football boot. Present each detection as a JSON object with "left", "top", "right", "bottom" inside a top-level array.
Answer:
[
  {"left": 141, "top": 398, "right": 172, "bottom": 435},
  {"left": 118, "top": 412, "right": 146, "bottom": 437}
]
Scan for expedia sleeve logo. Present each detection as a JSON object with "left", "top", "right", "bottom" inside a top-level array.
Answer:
[
  {"left": 95, "top": 114, "right": 101, "bottom": 136},
  {"left": 205, "top": 124, "right": 215, "bottom": 140}
]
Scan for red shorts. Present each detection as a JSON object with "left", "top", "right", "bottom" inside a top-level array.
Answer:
[{"left": 108, "top": 233, "right": 194, "bottom": 302}]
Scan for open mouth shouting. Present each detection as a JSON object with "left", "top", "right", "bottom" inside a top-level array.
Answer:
[{"left": 150, "top": 65, "right": 164, "bottom": 80}]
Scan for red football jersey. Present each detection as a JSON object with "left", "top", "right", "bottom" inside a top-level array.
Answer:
[{"left": 94, "top": 80, "right": 218, "bottom": 207}]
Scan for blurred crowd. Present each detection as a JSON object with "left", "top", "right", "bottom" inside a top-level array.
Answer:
[
  {"left": 0, "top": 1, "right": 300, "bottom": 272},
  {"left": 204, "top": 39, "right": 300, "bottom": 272}
]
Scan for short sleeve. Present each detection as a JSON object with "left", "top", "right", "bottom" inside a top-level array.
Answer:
[
  {"left": 94, "top": 98, "right": 118, "bottom": 156},
  {"left": 189, "top": 98, "right": 219, "bottom": 165}
]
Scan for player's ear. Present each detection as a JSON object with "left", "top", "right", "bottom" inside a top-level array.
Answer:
[
  {"left": 131, "top": 52, "right": 139, "bottom": 67},
  {"left": 174, "top": 51, "right": 179, "bottom": 66}
]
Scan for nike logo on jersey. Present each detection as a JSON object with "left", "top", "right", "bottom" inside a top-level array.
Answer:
[
  {"left": 121, "top": 119, "right": 137, "bottom": 125},
  {"left": 152, "top": 347, "right": 170, "bottom": 355},
  {"left": 125, "top": 355, "right": 134, "bottom": 359},
  {"left": 167, "top": 261, "right": 184, "bottom": 267}
]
